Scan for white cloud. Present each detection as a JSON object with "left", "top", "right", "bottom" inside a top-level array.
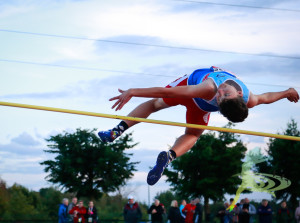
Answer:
[
  {"left": 0, "top": 2, "right": 34, "bottom": 19},
  {"left": 11, "top": 132, "right": 41, "bottom": 146},
  {"left": 75, "top": 1, "right": 300, "bottom": 55},
  {"left": 53, "top": 40, "right": 99, "bottom": 61}
]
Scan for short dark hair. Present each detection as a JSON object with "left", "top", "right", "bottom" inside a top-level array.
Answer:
[{"left": 219, "top": 96, "right": 248, "bottom": 122}]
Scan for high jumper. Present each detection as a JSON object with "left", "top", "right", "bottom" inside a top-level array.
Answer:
[{"left": 98, "top": 66, "right": 299, "bottom": 186}]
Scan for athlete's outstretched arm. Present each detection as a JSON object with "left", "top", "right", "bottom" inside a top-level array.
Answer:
[
  {"left": 110, "top": 79, "right": 216, "bottom": 110},
  {"left": 247, "top": 88, "right": 299, "bottom": 108}
]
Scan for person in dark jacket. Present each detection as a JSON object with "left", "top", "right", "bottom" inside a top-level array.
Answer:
[
  {"left": 58, "top": 198, "right": 69, "bottom": 223},
  {"left": 277, "top": 201, "right": 292, "bottom": 223},
  {"left": 217, "top": 202, "right": 228, "bottom": 223},
  {"left": 85, "top": 201, "right": 98, "bottom": 223},
  {"left": 68, "top": 197, "right": 78, "bottom": 223},
  {"left": 148, "top": 199, "right": 164, "bottom": 223},
  {"left": 168, "top": 200, "right": 183, "bottom": 223},
  {"left": 193, "top": 198, "right": 203, "bottom": 223},
  {"left": 257, "top": 199, "right": 272, "bottom": 223},
  {"left": 124, "top": 195, "right": 142, "bottom": 223},
  {"left": 224, "top": 198, "right": 239, "bottom": 223},
  {"left": 239, "top": 198, "right": 256, "bottom": 223}
]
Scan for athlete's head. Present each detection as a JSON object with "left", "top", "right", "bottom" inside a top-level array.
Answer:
[{"left": 216, "top": 80, "right": 248, "bottom": 122}]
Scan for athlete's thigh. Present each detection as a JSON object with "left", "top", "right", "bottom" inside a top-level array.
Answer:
[
  {"left": 153, "top": 98, "right": 171, "bottom": 111},
  {"left": 162, "top": 75, "right": 188, "bottom": 107},
  {"left": 185, "top": 105, "right": 210, "bottom": 137}
]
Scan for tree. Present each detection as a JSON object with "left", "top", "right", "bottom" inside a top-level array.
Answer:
[
  {"left": 257, "top": 119, "right": 300, "bottom": 209},
  {"left": 39, "top": 187, "right": 64, "bottom": 219},
  {"left": 164, "top": 123, "right": 247, "bottom": 220},
  {"left": 6, "top": 184, "right": 38, "bottom": 220},
  {"left": 41, "top": 128, "right": 138, "bottom": 199},
  {"left": 0, "top": 178, "right": 9, "bottom": 219}
]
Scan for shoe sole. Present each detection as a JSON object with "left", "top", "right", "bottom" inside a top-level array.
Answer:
[{"left": 147, "top": 151, "right": 168, "bottom": 186}]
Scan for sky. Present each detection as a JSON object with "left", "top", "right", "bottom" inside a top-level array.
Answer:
[{"left": 0, "top": 0, "right": 300, "bottom": 205}]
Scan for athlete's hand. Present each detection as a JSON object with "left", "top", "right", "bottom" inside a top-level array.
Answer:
[
  {"left": 287, "top": 88, "right": 299, "bottom": 103},
  {"left": 110, "top": 88, "right": 133, "bottom": 111}
]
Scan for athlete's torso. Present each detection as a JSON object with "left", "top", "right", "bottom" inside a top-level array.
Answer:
[{"left": 187, "top": 66, "right": 250, "bottom": 112}]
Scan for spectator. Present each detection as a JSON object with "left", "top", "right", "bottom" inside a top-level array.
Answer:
[
  {"left": 295, "top": 201, "right": 300, "bottom": 223},
  {"left": 277, "top": 201, "right": 292, "bottom": 223},
  {"left": 123, "top": 195, "right": 142, "bottom": 223},
  {"left": 59, "top": 198, "right": 69, "bottom": 223},
  {"left": 239, "top": 198, "right": 256, "bottom": 223},
  {"left": 69, "top": 200, "right": 87, "bottom": 223},
  {"left": 85, "top": 201, "right": 98, "bottom": 223},
  {"left": 257, "top": 199, "right": 272, "bottom": 223},
  {"left": 182, "top": 199, "right": 196, "bottom": 223},
  {"left": 68, "top": 197, "right": 78, "bottom": 223},
  {"left": 238, "top": 199, "right": 245, "bottom": 222},
  {"left": 168, "top": 200, "right": 182, "bottom": 223},
  {"left": 216, "top": 202, "right": 228, "bottom": 223},
  {"left": 160, "top": 202, "right": 167, "bottom": 222},
  {"left": 193, "top": 198, "right": 203, "bottom": 223},
  {"left": 224, "top": 198, "right": 239, "bottom": 223},
  {"left": 148, "top": 199, "right": 164, "bottom": 223},
  {"left": 179, "top": 200, "right": 187, "bottom": 220}
]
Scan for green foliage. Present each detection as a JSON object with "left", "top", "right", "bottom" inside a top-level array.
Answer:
[
  {"left": 41, "top": 128, "right": 138, "bottom": 199},
  {"left": 95, "top": 193, "right": 125, "bottom": 219},
  {"left": 0, "top": 183, "right": 46, "bottom": 220},
  {"left": 0, "top": 179, "right": 9, "bottom": 219},
  {"left": 6, "top": 184, "right": 38, "bottom": 219},
  {"left": 257, "top": 119, "right": 300, "bottom": 209},
  {"left": 0, "top": 177, "right": 150, "bottom": 221},
  {"left": 165, "top": 123, "right": 247, "bottom": 202},
  {"left": 38, "top": 187, "right": 65, "bottom": 219}
]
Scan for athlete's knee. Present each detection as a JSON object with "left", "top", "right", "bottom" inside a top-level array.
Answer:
[
  {"left": 152, "top": 98, "right": 169, "bottom": 112},
  {"left": 185, "top": 128, "right": 204, "bottom": 138}
]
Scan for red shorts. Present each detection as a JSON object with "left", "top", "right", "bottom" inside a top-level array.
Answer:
[{"left": 162, "top": 75, "right": 210, "bottom": 126}]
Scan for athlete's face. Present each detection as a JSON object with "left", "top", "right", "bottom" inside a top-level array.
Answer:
[{"left": 216, "top": 83, "right": 242, "bottom": 104}]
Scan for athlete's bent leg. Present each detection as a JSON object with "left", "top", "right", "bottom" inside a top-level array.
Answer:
[
  {"left": 147, "top": 98, "right": 210, "bottom": 186},
  {"left": 170, "top": 127, "right": 204, "bottom": 157},
  {"left": 146, "top": 128, "right": 203, "bottom": 185},
  {"left": 98, "top": 98, "right": 170, "bottom": 142}
]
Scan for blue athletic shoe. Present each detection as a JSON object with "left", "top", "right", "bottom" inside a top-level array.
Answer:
[
  {"left": 98, "top": 129, "right": 120, "bottom": 143},
  {"left": 147, "top": 151, "right": 170, "bottom": 186}
]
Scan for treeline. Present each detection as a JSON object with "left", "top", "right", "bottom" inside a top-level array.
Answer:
[
  {"left": 0, "top": 179, "right": 149, "bottom": 220},
  {"left": 1, "top": 180, "right": 294, "bottom": 223},
  {"left": 0, "top": 180, "right": 61, "bottom": 220}
]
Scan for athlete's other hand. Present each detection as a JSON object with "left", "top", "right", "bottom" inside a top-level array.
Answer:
[
  {"left": 287, "top": 88, "right": 299, "bottom": 103},
  {"left": 110, "top": 88, "right": 132, "bottom": 110}
]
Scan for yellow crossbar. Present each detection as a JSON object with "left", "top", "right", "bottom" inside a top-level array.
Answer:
[{"left": 0, "top": 101, "right": 299, "bottom": 141}]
